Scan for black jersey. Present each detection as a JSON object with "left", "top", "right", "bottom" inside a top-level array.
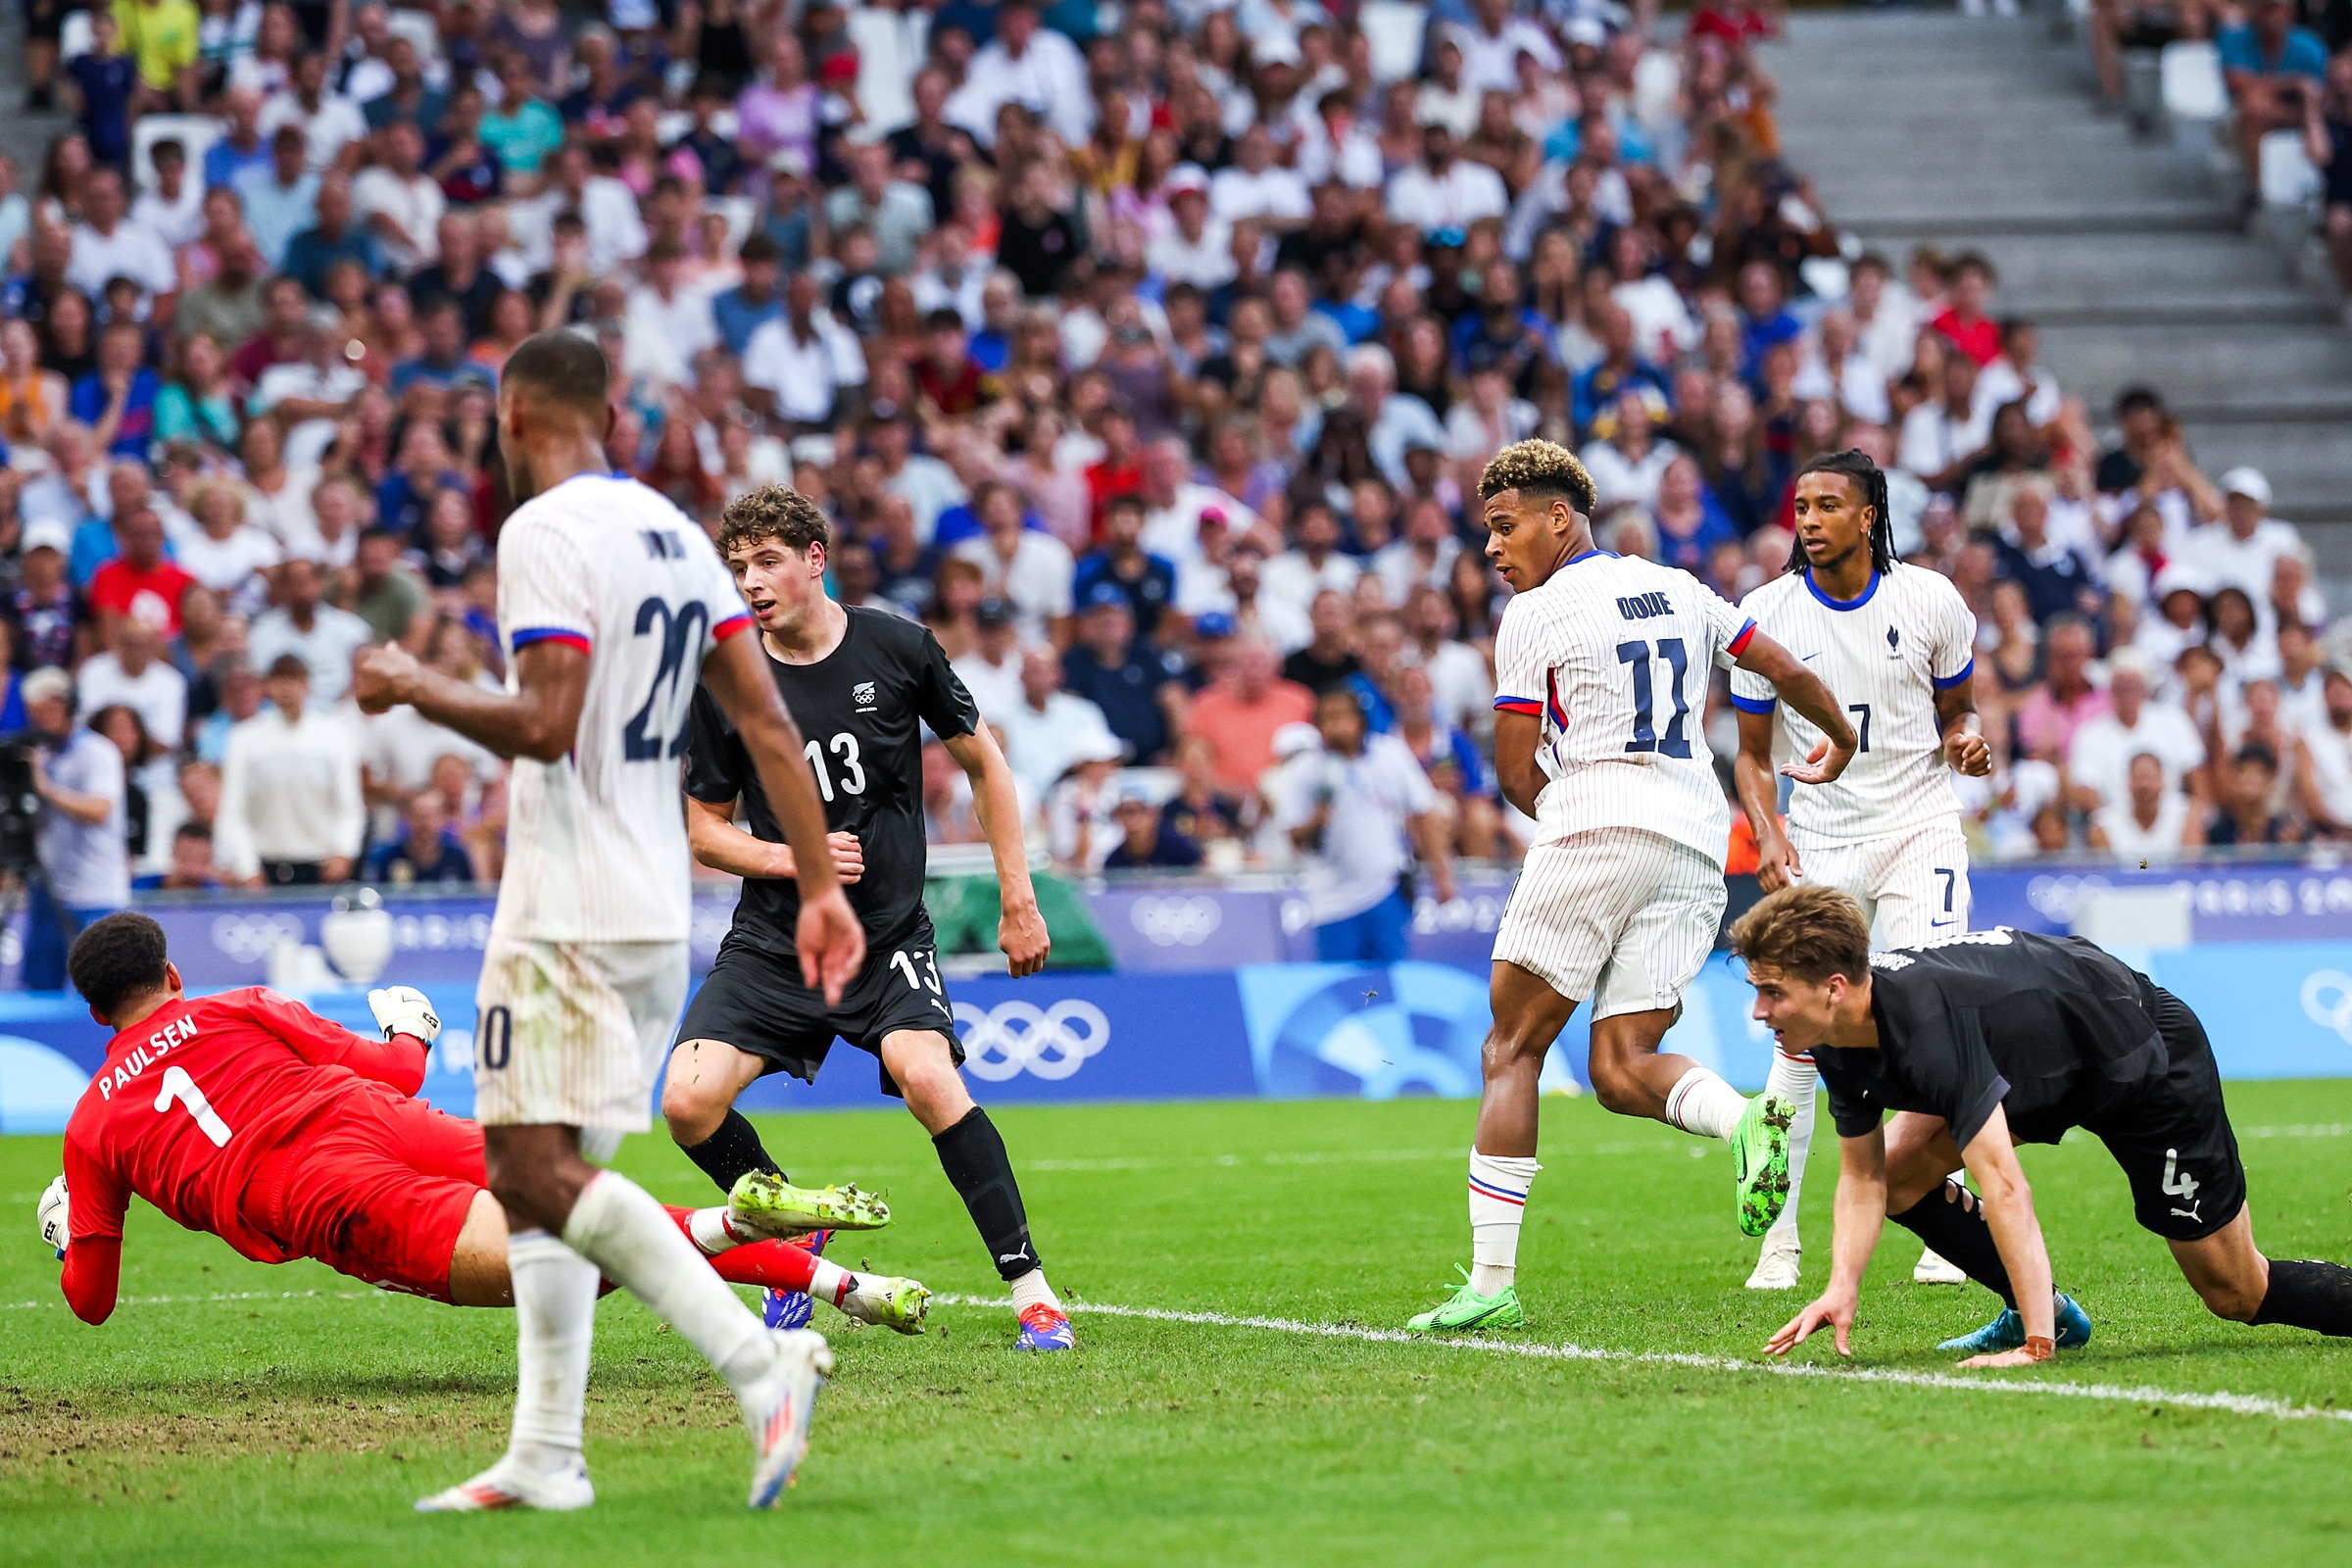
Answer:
[
  {"left": 684, "top": 607, "right": 979, "bottom": 958},
  {"left": 1814, "top": 928, "right": 2171, "bottom": 1151}
]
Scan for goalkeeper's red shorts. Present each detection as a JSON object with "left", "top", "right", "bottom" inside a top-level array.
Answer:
[{"left": 242, "top": 1089, "right": 487, "bottom": 1304}]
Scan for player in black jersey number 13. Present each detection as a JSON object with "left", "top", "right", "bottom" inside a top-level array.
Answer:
[{"left": 661, "top": 486, "right": 1074, "bottom": 1351}]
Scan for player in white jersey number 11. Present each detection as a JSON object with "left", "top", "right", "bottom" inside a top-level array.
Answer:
[
  {"left": 1729, "top": 453, "right": 1993, "bottom": 1294},
  {"left": 1408, "top": 440, "right": 1859, "bottom": 1337},
  {"left": 352, "top": 331, "right": 866, "bottom": 1512}
]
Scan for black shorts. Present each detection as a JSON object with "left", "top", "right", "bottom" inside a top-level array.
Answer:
[
  {"left": 23, "top": 0, "right": 62, "bottom": 42},
  {"left": 2082, "top": 985, "right": 2246, "bottom": 1243},
  {"left": 675, "top": 927, "right": 961, "bottom": 1098}
]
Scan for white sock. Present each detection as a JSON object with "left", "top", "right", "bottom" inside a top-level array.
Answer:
[
  {"left": 506, "top": 1228, "right": 600, "bottom": 1477},
  {"left": 808, "top": 1257, "right": 853, "bottom": 1308},
  {"left": 686, "top": 1205, "right": 749, "bottom": 1254},
  {"left": 1663, "top": 1067, "right": 1748, "bottom": 1142},
  {"left": 563, "top": 1171, "right": 773, "bottom": 1393},
  {"left": 1467, "top": 1150, "right": 1540, "bottom": 1295},
  {"left": 1763, "top": 1051, "right": 1817, "bottom": 1244},
  {"left": 1006, "top": 1267, "right": 1062, "bottom": 1315}
]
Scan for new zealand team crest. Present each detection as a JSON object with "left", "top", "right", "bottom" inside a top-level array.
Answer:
[{"left": 853, "top": 681, "right": 878, "bottom": 706}]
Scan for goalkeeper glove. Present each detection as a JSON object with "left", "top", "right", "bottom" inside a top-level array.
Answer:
[
  {"left": 368, "top": 985, "right": 442, "bottom": 1046},
  {"left": 36, "top": 1174, "right": 68, "bottom": 1259}
]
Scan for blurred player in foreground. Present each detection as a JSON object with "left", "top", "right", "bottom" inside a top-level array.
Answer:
[
  {"left": 40, "top": 913, "right": 928, "bottom": 1337},
  {"left": 1735, "top": 887, "right": 2352, "bottom": 1365},
  {"left": 658, "top": 488, "right": 1072, "bottom": 1350},
  {"left": 352, "top": 331, "right": 867, "bottom": 1512},
  {"left": 1408, "top": 441, "right": 1858, "bottom": 1335},
  {"left": 1731, "top": 451, "right": 1992, "bottom": 1291}
]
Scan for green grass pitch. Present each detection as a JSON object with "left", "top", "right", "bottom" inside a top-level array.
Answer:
[{"left": 6, "top": 1086, "right": 2352, "bottom": 1566}]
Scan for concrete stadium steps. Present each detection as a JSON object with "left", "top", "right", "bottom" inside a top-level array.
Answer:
[{"left": 1768, "top": 10, "right": 2352, "bottom": 596}]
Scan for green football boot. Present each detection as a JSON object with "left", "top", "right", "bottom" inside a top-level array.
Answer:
[
  {"left": 1732, "top": 1094, "right": 1797, "bottom": 1238},
  {"left": 839, "top": 1273, "right": 933, "bottom": 1336},
  {"left": 727, "top": 1172, "right": 892, "bottom": 1240},
  {"left": 1405, "top": 1265, "right": 1527, "bottom": 1335}
]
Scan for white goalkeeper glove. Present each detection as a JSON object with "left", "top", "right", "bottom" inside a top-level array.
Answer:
[
  {"left": 37, "top": 1174, "right": 68, "bottom": 1258},
  {"left": 368, "top": 985, "right": 442, "bottom": 1046}
]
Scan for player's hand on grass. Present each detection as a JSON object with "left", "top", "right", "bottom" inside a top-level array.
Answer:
[
  {"left": 1765, "top": 1288, "right": 1856, "bottom": 1358},
  {"left": 368, "top": 985, "right": 442, "bottom": 1045},
  {"left": 797, "top": 886, "right": 867, "bottom": 1006},
  {"left": 1943, "top": 729, "right": 1992, "bottom": 777},
  {"left": 1780, "top": 735, "right": 1855, "bottom": 788},
  {"left": 1754, "top": 831, "right": 1802, "bottom": 894},
  {"left": 351, "top": 645, "right": 420, "bottom": 714},
  {"left": 1955, "top": 1346, "right": 2044, "bottom": 1369},
  {"left": 1000, "top": 898, "right": 1050, "bottom": 978},
  {"left": 36, "top": 1174, "right": 69, "bottom": 1258}
]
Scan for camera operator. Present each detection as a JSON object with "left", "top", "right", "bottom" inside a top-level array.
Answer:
[{"left": 19, "top": 667, "right": 130, "bottom": 990}]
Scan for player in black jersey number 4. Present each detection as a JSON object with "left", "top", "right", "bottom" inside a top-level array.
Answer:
[
  {"left": 1733, "top": 885, "right": 2352, "bottom": 1367},
  {"left": 662, "top": 486, "right": 1071, "bottom": 1351}
]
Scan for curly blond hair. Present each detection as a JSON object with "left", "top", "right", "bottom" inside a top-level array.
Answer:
[
  {"left": 717, "top": 483, "right": 833, "bottom": 558},
  {"left": 1477, "top": 439, "right": 1596, "bottom": 513}
]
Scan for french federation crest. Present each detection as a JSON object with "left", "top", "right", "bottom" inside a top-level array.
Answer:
[{"left": 853, "top": 681, "right": 877, "bottom": 705}]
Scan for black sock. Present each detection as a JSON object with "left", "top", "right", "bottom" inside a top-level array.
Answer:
[
  {"left": 934, "top": 1106, "right": 1041, "bottom": 1282},
  {"left": 2251, "top": 1259, "right": 2352, "bottom": 1336},
  {"left": 679, "top": 1108, "right": 782, "bottom": 1196},
  {"left": 1889, "top": 1179, "right": 2017, "bottom": 1307}
]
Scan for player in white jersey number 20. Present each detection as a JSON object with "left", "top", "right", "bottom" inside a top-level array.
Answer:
[
  {"left": 353, "top": 331, "right": 867, "bottom": 1513},
  {"left": 1729, "top": 452, "right": 1993, "bottom": 1292},
  {"left": 1408, "top": 441, "right": 1860, "bottom": 1337}
]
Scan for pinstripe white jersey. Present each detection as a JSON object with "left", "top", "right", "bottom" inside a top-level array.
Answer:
[
  {"left": 1494, "top": 550, "right": 1756, "bottom": 867},
  {"left": 1729, "top": 564, "right": 1977, "bottom": 846},
  {"left": 492, "top": 472, "right": 753, "bottom": 945}
]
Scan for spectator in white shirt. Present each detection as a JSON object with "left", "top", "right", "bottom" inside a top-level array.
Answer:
[
  {"left": 2066, "top": 650, "right": 2207, "bottom": 813},
  {"left": 67, "top": 170, "right": 176, "bottom": 313},
  {"left": 1580, "top": 391, "right": 1681, "bottom": 510},
  {"left": 2184, "top": 467, "right": 2303, "bottom": 609},
  {"left": 1848, "top": 251, "right": 1924, "bottom": 387},
  {"left": 1210, "top": 125, "right": 1311, "bottom": 231},
  {"left": 1137, "top": 436, "right": 1260, "bottom": 567},
  {"left": 247, "top": 556, "right": 374, "bottom": 706},
  {"left": 1969, "top": 318, "right": 2063, "bottom": 430},
  {"left": 1146, "top": 166, "right": 1238, "bottom": 291},
  {"left": 260, "top": 51, "right": 369, "bottom": 172},
  {"left": 1896, "top": 354, "right": 1988, "bottom": 485},
  {"left": 621, "top": 239, "right": 720, "bottom": 387},
  {"left": 215, "top": 653, "right": 366, "bottom": 885},
  {"left": 950, "top": 599, "right": 1026, "bottom": 720},
  {"left": 1344, "top": 344, "right": 1447, "bottom": 488},
  {"left": 75, "top": 619, "right": 189, "bottom": 753},
  {"left": 1386, "top": 121, "right": 1509, "bottom": 232},
  {"left": 508, "top": 144, "right": 648, "bottom": 277},
  {"left": 742, "top": 274, "right": 866, "bottom": 427},
  {"left": 951, "top": 480, "right": 1075, "bottom": 644},
  {"left": 1411, "top": 37, "right": 1484, "bottom": 139},
  {"left": 2087, "top": 752, "right": 2202, "bottom": 862},
  {"left": 947, "top": 1, "right": 1093, "bottom": 148},
  {"left": 171, "top": 478, "right": 282, "bottom": 616},
  {"left": 1449, "top": 0, "right": 1563, "bottom": 93},
  {"left": 1373, "top": 495, "right": 1463, "bottom": 605},
  {"left": 999, "top": 646, "right": 1122, "bottom": 800},
  {"left": 350, "top": 120, "right": 445, "bottom": 275},
  {"left": 1259, "top": 499, "right": 1363, "bottom": 621},
  {"left": 1791, "top": 307, "right": 1891, "bottom": 425},
  {"left": 127, "top": 139, "right": 206, "bottom": 252},
  {"left": 871, "top": 415, "right": 966, "bottom": 544}
]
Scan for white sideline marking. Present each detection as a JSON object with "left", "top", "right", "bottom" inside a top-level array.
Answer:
[
  {"left": 936, "top": 1295, "right": 2352, "bottom": 1427},
  {"left": 2, "top": 1288, "right": 393, "bottom": 1311}
]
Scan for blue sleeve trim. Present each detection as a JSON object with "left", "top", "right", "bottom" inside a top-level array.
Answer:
[
  {"left": 1932, "top": 657, "right": 1976, "bottom": 690},
  {"left": 510, "top": 626, "right": 593, "bottom": 653},
  {"left": 1729, "top": 692, "right": 1777, "bottom": 714}
]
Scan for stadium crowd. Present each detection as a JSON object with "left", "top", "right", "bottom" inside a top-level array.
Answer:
[{"left": 0, "top": 0, "right": 2347, "bottom": 983}]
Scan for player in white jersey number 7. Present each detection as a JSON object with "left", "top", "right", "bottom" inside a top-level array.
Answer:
[
  {"left": 1409, "top": 440, "right": 1859, "bottom": 1336},
  {"left": 353, "top": 331, "right": 868, "bottom": 1512}
]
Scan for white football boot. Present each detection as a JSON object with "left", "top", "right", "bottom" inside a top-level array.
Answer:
[
  {"left": 1912, "top": 1247, "right": 1970, "bottom": 1285},
  {"left": 416, "top": 1455, "right": 595, "bottom": 1513},
  {"left": 743, "top": 1328, "right": 834, "bottom": 1508},
  {"left": 1745, "top": 1228, "right": 1801, "bottom": 1291}
]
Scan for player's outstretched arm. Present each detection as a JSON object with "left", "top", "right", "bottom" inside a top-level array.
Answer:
[
  {"left": 1734, "top": 629, "right": 1857, "bottom": 786},
  {"left": 1732, "top": 708, "right": 1800, "bottom": 893},
  {"left": 1953, "top": 1105, "right": 2057, "bottom": 1367},
  {"left": 1933, "top": 675, "right": 1992, "bottom": 777},
  {"left": 1491, "top": 710, "right": 1546, "bottom": 820},
  {"left": 1766, "top": 1125, "right": 1888, "bottom": 1359},
  {"left": 351, "top": 640, "right": 591, "bottom": 763},
  {"left": 700, "top": 629, "right": 865, "bottom": 1003},
  {"left": 684, "top": 796, "right": 865, "bottom": 885},
  {"left": 942, "top": 725, "right": 1049, "bottom": 977}
]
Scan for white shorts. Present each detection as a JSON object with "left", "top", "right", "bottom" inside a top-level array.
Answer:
[
  {"left": 1493, "top": 828, "right": 1726, "bottom": 1021},
  {"left": 1792, "top": 816, "right": 1971, "bottom": 949},
  {"left": 473, "top": 937, "right": 690, "bottom": 1137}
]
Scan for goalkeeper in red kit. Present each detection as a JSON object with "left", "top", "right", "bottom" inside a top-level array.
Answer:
[{"left": 40, "top": 913, "right": 929, "bottom": 1335}]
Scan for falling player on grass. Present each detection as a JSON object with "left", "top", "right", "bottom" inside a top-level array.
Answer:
[
  {"left": 1737, "top": 886, "right": 2352, "bottom": 1365},
  {"left": 1729, "top": 451, "right": 1992, "bottom": 1292},
  {"left": 38, "top": 913, "right": 929, "bottom": 1333},
  {"left": 1407, "top": 440, "right": 1858, "bottom": 1335},
  {"left": 658, "top": 486, "right": 1074, "bottom": 1351},
  {"left": 351, "top": 332, "right": 869, "bottom": 1512}
]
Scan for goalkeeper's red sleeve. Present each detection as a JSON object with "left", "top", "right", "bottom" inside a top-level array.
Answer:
[{"left": 60, "top": 1235, "right": 122, "bottom": 1325}]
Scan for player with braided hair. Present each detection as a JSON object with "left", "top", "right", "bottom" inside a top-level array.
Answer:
[{"left": 1730, "top": 449, "right": 1994, "bottom": 1292}]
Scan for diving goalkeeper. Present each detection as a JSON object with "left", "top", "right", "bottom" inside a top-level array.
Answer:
[{"left": 40, "top": 912, "right": 927, "bottom": 1334}]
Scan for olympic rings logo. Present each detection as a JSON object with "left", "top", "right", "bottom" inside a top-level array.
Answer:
[
  {"left": 954, "top": 1000, "right": 1110, "bottom": 1082},
  {"left": 1129, "top": 895, "right": 1222, "bottom": 947},
  {"left": 210, "top": 913, "right": 306, "bottom": 963},
  {"left": 2301, "top": 970, "right": 2352, "bottom": 1046}
]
